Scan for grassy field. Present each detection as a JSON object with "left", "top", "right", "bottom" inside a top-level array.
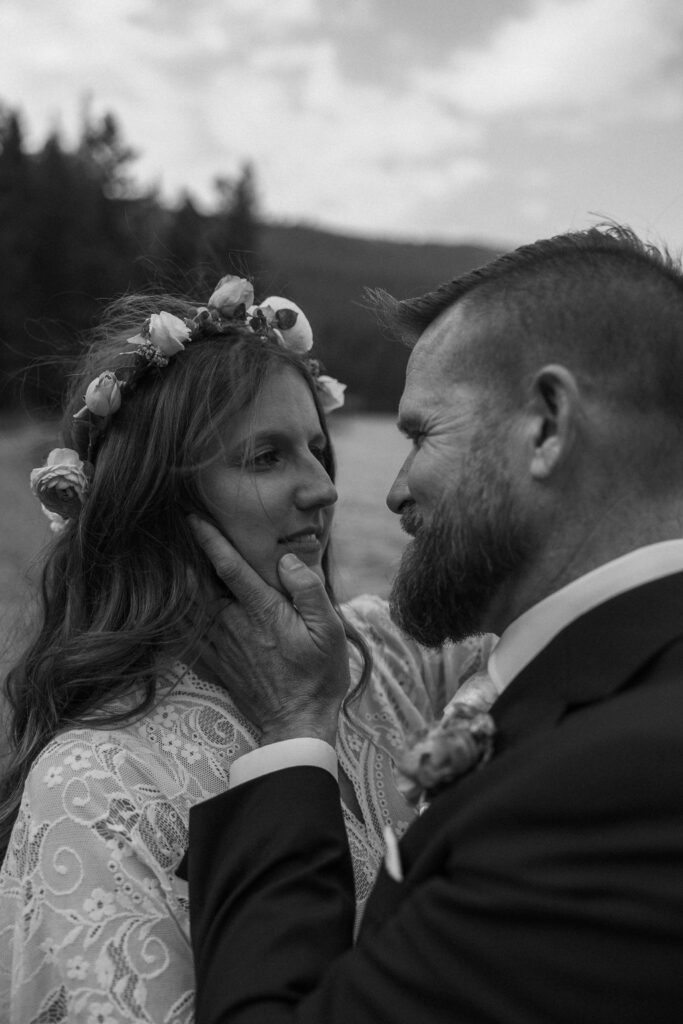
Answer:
[{"left": 0, "top": 413, "right": 410, "bottom": 680}]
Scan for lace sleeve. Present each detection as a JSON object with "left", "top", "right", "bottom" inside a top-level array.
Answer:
[{"left": 0, "top": 729, "right": 194, "bottom": 1024}]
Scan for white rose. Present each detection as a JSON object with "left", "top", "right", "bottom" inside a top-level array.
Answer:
[
  {"left": 260, "top": 296, "right": 313, "bottom": 353},
  {"left": 148, "top": 311, "right": 191, "bottom": 355},
  {"left": 316, "top": 375, "right": 346, "bottom": 413},
  {"left": 208, "top": 276, "right": 255, "bottom": 317},
  {"left": 84, "top": 372, "right": 122, "bottom": 417},
  {"left": 30, "top": 447, "right": 90, "bottom": 520}
]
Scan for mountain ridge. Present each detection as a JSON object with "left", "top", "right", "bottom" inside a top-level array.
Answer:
[{"left": 258, "top": 223, "right": 502, "bottom": 410}]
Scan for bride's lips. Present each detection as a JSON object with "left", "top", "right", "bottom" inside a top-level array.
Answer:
[{"left": 278, "top": 527, "right": 325, "bottom": 555}]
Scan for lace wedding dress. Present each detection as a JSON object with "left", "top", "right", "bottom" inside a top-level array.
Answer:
[{"left": 0, "top": 595, "right": 494, "bottom": 1024}]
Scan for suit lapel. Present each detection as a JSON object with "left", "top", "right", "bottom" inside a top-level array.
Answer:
[{"left": 491, "top": 569, "right": 683, "bottom": 750}]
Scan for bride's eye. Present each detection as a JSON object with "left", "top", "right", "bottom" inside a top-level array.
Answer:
[
  {"left": 309, "top": 444, "right": 327, "bottom": 465},
  {"left": 251, "top": 449, "right": 280, "bottom": 469}
]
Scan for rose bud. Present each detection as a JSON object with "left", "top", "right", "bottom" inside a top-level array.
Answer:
[
  {"left": 148, "top": 311, "right": 192, "bottom": 355},
  {"left": 208, "top": 276, "right": 255, "bottom": 317},
  {"left": 84, "top": 372, "right": 122, "bottom": 417}
]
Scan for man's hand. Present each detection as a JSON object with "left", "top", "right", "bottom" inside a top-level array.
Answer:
[{"left": 189, "top": 515, "right": 350, "bottom": 747}]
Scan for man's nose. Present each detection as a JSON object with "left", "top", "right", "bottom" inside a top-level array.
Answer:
[{"left": 386, "top": 456, "right": 412, "bottom": 515}]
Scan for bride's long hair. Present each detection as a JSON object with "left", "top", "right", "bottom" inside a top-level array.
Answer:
[{"left": 0, "top": 293, "right": 370, "bottom": 860}]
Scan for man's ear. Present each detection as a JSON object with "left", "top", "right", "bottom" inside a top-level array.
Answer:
[{"left": 526, "top": 364, "right": 580, "bottom": 480}]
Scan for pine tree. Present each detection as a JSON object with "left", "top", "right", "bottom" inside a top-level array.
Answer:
[
  {"left": 204, "top": 162, "right": 260, "bottom": 282},
  {"left": 0, "top": 108, "right": 33, "bottom": 407},
  {"left": 162, "top": 193, "right": 206, "bottom": 293}
]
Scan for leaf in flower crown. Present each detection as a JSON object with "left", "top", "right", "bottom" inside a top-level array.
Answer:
[{"left": 247, "top": 306, "right": 269, "bottom": 332}]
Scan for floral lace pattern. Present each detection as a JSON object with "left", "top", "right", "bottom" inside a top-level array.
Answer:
[
  {"left": 339, "top": 597, "right": 495, "bottom": 911},
  {"left": 0, "top": 595, "right": 494, "bottom": 1023}
]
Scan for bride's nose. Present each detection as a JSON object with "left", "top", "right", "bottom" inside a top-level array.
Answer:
[{"left": 296, "top": 455, "right": 338, "bottom": 509}]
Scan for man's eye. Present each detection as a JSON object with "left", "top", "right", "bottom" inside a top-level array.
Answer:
[{"left": 310, "top": 444, "right": 327, "bottom": 464}]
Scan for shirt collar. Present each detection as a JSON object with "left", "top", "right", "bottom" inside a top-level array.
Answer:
[{"left": 488, "top": 540, "right": 683, "bottom": 693}]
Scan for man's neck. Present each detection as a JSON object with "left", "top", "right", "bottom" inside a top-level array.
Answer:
[
  {"left": 484, "top": 514, "right": 683, "bottom": 637},
  {"left": 488, "top": 539, "right": 683, "bottom": 692}
]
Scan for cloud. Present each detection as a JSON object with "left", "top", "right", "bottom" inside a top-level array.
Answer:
[
  {"left": 0, "top": 0, "right": 490, "bottom": 237},
  {"left": 201, "top": 37, "right": 489, "bottom": 234},
  {"left": 10, "top": 0, "right": 680, "bottom": 243},
  {"left": 414, "top": 0, "right": 683, "bottom": 125}
]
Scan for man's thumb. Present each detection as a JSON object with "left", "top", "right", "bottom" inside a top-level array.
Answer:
[{"left": 278, "top": 553, "right": 331, "bottom": 620}]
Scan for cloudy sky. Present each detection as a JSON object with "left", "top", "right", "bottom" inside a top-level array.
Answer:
[{"left": 3, "top": 0, "right": 683, "bottom": 251}]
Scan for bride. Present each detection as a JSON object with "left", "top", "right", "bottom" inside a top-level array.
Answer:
[{"left": 0, "top": 276, "right": 495, "bottom": 1023}]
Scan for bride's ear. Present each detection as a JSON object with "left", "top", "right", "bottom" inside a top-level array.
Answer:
[{"left": 525, "top": 364, "right": 579, "bottom": 480}]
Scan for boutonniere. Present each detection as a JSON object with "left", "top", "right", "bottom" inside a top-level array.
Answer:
[{"left": 395, "top": 702, "right": 496, "bottom": 809}]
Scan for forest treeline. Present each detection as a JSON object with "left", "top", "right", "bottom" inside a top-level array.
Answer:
[{"left": 0, "top": 103, "right": 500, "bottom": 413}]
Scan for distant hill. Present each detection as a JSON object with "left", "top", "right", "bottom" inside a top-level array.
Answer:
[
  {"left": 0, "top": 106, "right": 503, "bottom": 413},
  {"left": 258, "top": 224, "right": 501, "bottom": 411}
]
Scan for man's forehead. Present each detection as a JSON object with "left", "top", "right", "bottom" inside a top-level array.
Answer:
[
  {"left": 399, "top": 349, "right": 462, "bottom": 430},
  {"left": 398, "top": 298, "right": 495, "bottom": 429},
  {"left": 406, "top": 301, "right": 473, "bottom": 382}
]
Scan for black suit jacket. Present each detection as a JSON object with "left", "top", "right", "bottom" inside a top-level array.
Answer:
[{"left": 186, "top": 573, "right": 683, "bottom": 1023}]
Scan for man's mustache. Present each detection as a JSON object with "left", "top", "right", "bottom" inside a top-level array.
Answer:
[{"left": 400, "top": 504, "right": 423, "bottom": 537}]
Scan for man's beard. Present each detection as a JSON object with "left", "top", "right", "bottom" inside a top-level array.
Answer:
[{"left": 389, "top": 443, "right": 533, "bottom": 647}]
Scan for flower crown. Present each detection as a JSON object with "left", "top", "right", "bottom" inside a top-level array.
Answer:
[{"left": 30, "top": 276, "right": 346, "bottom": 532}]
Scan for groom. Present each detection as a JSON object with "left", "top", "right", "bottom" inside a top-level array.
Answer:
[{"left": 185, "top": 225, "right": 683, "bottom": 1022}]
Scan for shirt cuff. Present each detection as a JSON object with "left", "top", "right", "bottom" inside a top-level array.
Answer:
[{"left": 230, "top": 738, "right": 338, "bottom": 788}]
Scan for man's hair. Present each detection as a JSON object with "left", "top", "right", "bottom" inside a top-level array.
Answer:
[{"left": 370, "top": 224, "right": 683, "bottom": 417}]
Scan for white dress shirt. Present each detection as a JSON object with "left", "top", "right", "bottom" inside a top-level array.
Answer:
[{"left": 232, "top": 540, "right": 683, "bottom": 787}]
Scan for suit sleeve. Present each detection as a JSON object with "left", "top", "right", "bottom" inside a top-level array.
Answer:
[{"left": 188, "top": 766, "right": 355, "bottom": 1024}]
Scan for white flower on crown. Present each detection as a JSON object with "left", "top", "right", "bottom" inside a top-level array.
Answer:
[
  {"left": 148, "top": 312, "right": 192, "bottom": 354},
  {"left": 208, "top": 275, "right": 255, "bottom": 317},
  {"left": 30, "top": 447, "right": 90, "bottom": 526},
  {"left": 316, "top": 375, "right": 346, "bottom": 413},
  {"left": 84, "top": 372, "right": 122, "bottom": 417},
  {"left": 249, "top": 296, "right": 314, "bottom": 353}
]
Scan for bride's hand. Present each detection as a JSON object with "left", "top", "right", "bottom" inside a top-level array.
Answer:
[{"left": 189, "top": 515, "right": 350, "bottom": 747}]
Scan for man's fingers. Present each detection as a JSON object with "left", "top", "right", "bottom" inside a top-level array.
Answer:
[{"left": 189, "top": 515, "right": 274, "bottom": 614}]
